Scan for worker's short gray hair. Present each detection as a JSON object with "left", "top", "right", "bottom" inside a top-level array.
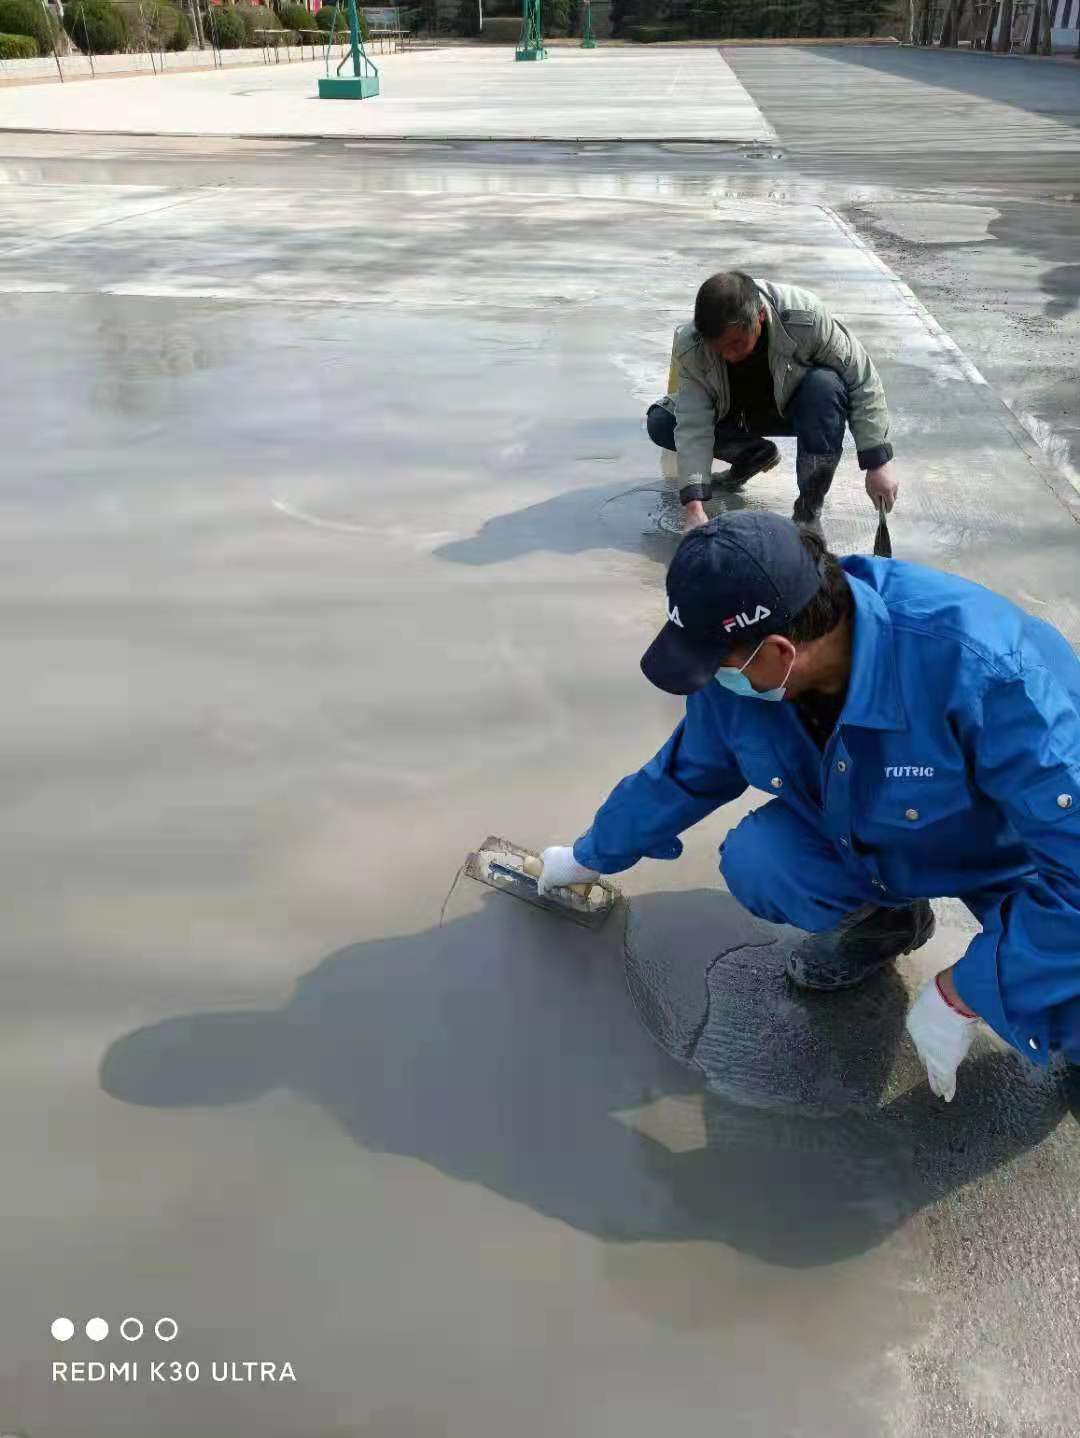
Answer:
[{"left": 693, "top": 272, "right": 761, "bottom": 339}]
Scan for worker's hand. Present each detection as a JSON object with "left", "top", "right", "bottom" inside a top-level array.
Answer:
[
  {"left": 537, "top": 845, "right": 598, "bottom": 896},
  {"left": 865, "top": 462, "right": 898, "bottom": 513},
  {"left": 905, "top": 976, "right": 978, "bottom": 1102},
  {"left": 683, "top": 499, "right": 710, "bottom": 531}
]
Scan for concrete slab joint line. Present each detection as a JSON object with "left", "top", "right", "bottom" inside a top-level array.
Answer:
[{"left": 1, "top": 187, "right": 212, "bottom": 262}]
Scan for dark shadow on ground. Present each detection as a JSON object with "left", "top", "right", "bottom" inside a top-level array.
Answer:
[
  {"left": 790, "top": 45, "right": 1080, "bottom": 129},
  {"left": 100, "top": 885, "right": 1066, "bottom": 1268}
]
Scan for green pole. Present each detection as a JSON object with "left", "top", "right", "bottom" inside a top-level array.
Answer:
[
  {"left": 515, "top": 0, "right": 546, "bottom": 59},
  {"left": 581, "top": 0, "right": 596, "bottom": 45},
  {"left": 347, "top": 0, "right": 361, "bottom": 72}
]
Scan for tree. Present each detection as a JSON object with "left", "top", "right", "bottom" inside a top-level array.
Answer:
[
  {"left": 456, "top": 0, "right": 481, "bottom": 33},
  {"left": 994, "top": 0, "right": 1013, "bottom": 47},
  {"left": 544, "top": 0, "right": 570, "bottom": 32}
]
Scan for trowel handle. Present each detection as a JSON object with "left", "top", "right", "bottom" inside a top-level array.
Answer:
[{"left": 522, "top": 854, "right": 593, "bottom": 896}]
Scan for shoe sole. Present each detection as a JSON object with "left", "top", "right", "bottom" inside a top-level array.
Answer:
[
  {"left": 787, "top": 909, "right": 937, "bottom": 993},
  {"left": 714, "top": 449, "right": 781, "bottom": 493}
]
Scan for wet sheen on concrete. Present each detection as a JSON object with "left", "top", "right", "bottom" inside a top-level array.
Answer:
[{"left": 1, "top": 52, "right": 1079, "bottom": 1438}]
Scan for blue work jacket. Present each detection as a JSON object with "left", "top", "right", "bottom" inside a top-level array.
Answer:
[{"left": 574, "top": 557, "right": 1080, "bottom": 1064}]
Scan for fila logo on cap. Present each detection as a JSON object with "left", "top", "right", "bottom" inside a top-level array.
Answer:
[
  {"left": 668, "top": 603, "right": 684, "bottom": 629},
  {"left": 722, "top": 605, "right": 771, "bottom": 633}
]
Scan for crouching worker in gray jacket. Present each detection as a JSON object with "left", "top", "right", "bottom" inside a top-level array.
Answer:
[{"left": 647, "top": 272, "right": 899, "bottom": 531}]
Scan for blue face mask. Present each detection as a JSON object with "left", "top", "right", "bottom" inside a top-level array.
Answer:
[{"left": 714, "top": 640, "right": 794, "bottom": 702}]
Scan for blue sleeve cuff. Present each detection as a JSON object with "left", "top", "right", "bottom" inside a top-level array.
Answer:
[
  {"left": 951, "top": 931, "right": 1052, "bottom": 1067},
  {"left": 573, "top": 833, "right": 684, "bottom": 876}
]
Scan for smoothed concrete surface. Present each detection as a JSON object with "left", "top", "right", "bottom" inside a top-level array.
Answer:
[
  {"left": 0, "top": 48, "right": 777, "bottom": 141},
  {"left": 2, "top": 57, "right": 1080, "bottom": 1438},
  {"left": 724, "top": 44, "right": 1080, "bottom": 486}
]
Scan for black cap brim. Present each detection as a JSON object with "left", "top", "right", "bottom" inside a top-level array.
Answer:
[{"left": 640, "top": 621, "right": 732, "bottom": 696}]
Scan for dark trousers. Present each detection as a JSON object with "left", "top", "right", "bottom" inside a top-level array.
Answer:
[
  {"left": 720, "top": 797, "right": 1080, "bottom": 1065},
  {"left": 646, "top": 367, "right": 848, "bottom": 487}
]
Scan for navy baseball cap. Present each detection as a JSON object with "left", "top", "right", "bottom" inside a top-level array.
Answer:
[{"left": 641, "top": 513, "right": 824, "bottom": 695}]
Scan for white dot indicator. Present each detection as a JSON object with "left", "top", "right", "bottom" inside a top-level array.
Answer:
[
  {"left": 155, "top": 1317, "right": 179, "bottom": 1342},
  {"left": 86, "top": 1317, "right": 109, "bottom": 1342},
  {"left": 51, "top": 1317, "right": 75, "bottom": 1342},
  {"left": 120, "top": 1317, "right": 144, "bottom": 1342}
]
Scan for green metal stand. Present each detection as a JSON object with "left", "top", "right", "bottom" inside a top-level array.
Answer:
[
  {"left": 515, "top": 0, "right": 547, "bottom": 60},
  {"left": 318, "top": 0, "right": 380, "bottom": 99},
  {"left": 580, "top": 0, "right": 596, "bottom": 46}
]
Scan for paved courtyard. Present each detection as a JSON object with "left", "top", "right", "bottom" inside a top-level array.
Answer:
[
  {"left": 0, "top": 43, "right": 1078, "bottom": 1438},
  {"left": 0, "top": 47, "right": 777, "bottom": 140}
]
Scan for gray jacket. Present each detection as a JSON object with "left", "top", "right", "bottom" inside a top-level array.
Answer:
[{"left": 667, "top": 278, "right": 894, "bottom": 491}]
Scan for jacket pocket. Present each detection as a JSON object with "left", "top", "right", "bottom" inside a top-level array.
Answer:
[
  {"left": 862, "top": 781, "right": 973, "bottom": 832},
  {"left": 1019, "top": 766, "right": 1080, "bottom": 827}
]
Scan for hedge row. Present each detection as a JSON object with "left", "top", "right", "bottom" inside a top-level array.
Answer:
[
  {"left": 0, "top": 0, "right": 59, "bottom": 55},
  {"left": 0, "top": 27, "right": 37, "bottom": 55},
  {"left": 0, "top": 0, "right": 364, "bottom": 59}
]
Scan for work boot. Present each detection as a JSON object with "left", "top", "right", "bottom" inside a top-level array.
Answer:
[
  {"left": 792, "top": 450, "right": 842, "bottom": 532},
  {"left": 786, "top": 900, "right": 936, "bottom": 992},
  {"left": 712, "top": 438, "right": 781, "bottom": 493}
]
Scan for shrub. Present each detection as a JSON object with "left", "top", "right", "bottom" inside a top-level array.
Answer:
[
  {"left": 166, "top": 9, "right": 191, "bottom": 46},
  {"left": 203, "top": 3, "right": 245, "bottom": 45},
  {"left": 0, "top": 0, "right": 58, "bottom": 54},
  {"left": 0, "top": 27, "right": 37, "bottom": 54},
  {"left": 119, "top": 0, "right": 190, "bottom": 49},
  {"left": 231, "top": 3, "right": 283, "bottom": 43},
  {"left": 63, "top": 0, "right": 129, "bottom": 53},
  {"left": 278, "top": 1, "right": 312, "bottom": 36},
  {"left": 314, "top": 3, "right": 367, "bottom": 35},
  {"left": 314, "top": 3, "right": 347, "bottom": 31}
]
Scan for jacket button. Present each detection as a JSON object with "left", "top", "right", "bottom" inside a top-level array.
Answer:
[
  {"left": 1058, "top": 793, "right": 1073, "bottom": 810},
  {"left": 1029, "top": 1036, "right": 1041, "bottom": 1051},
  {"left": 905, "top": 808, "right": 919, "bottom": 822},
  {"left": 771, "top": 776, "right": 782, "bottom": 789},
  {"left": 836, "top": 761, "right": 847, "bottom": 773}
]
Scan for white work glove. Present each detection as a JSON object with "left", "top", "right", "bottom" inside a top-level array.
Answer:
[
  {"left": 537, "top": 845, "right": 598, "bottom": 897},
  {"left": 865, "top": 461, "right": 899, "bottom": 513},
  {"left": 905, "top": 978, "right": 978, "bottom": 1103}
]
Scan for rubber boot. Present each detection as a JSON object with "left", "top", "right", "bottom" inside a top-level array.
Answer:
[
  {"left": 713, "top": 438, "right": 781, "bottom": 493},
  {"left": 792, "top": 450, "right": 842, "bottom": 532},
  {"left": 786, "top": 900, "right": 936, "bottom": 992}
]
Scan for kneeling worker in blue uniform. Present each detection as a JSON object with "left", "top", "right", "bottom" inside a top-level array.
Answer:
[{"left": 539, "top": 513, "right": 1080, "bottom": 1101}]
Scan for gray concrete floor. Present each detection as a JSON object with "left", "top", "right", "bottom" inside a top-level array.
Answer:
[
  {"left": 0, "top": 49, "right": 777, "bottom": 141},
  {"left": 723, "top": 44, "right": 1080, "bottom": 486},
  {"left": 1, "top": 46, "right": 1079, "bottom": 1438}
]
